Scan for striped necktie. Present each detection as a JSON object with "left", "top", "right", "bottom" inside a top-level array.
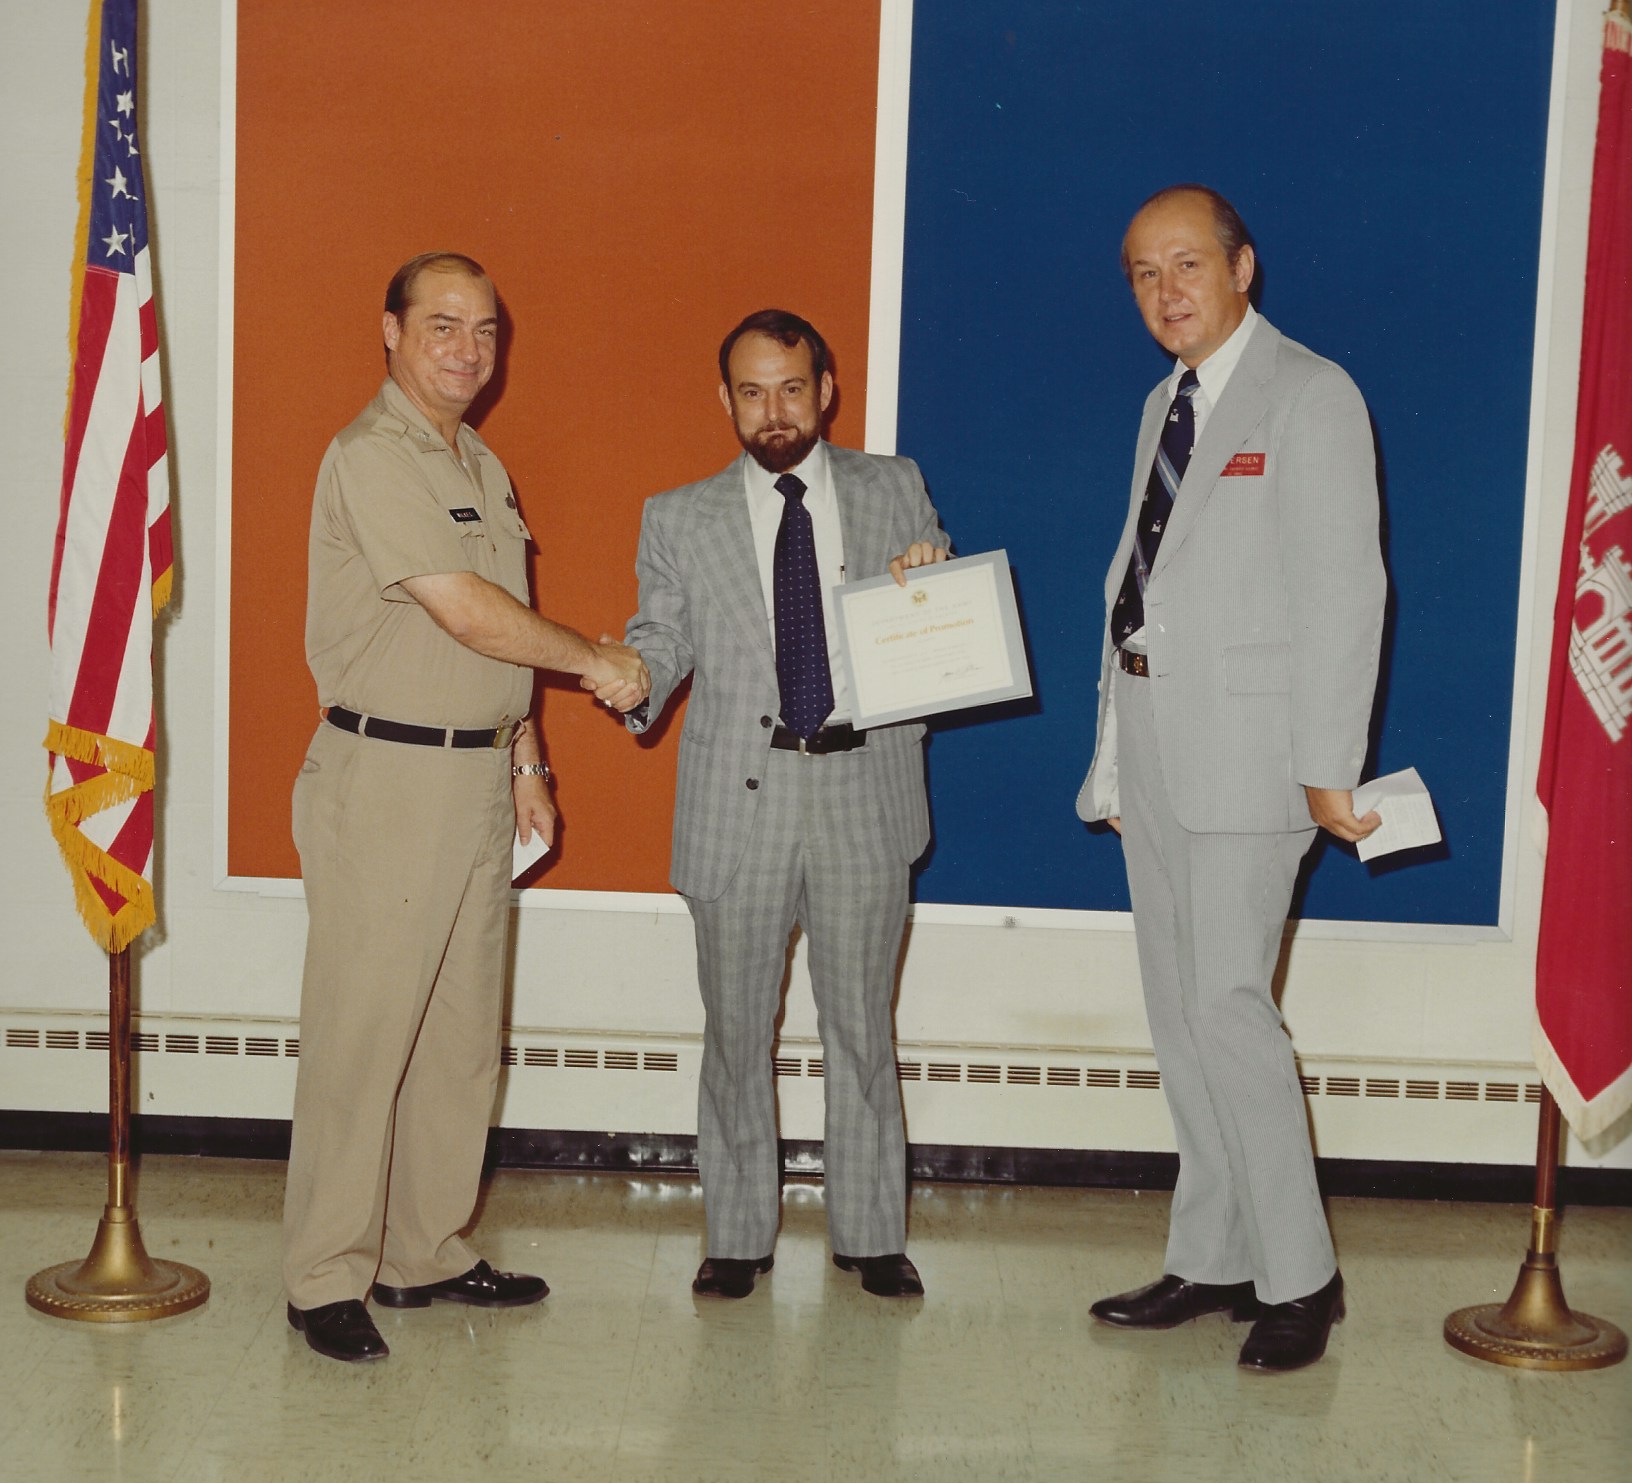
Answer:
[
  {"left": 772, "top": 472, "right": 835, "bottom": 738},
  {"left": 1113, "top": 368, "right": 1200, "bottom": 646}
]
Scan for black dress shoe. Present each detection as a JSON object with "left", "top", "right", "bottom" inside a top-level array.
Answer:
[
  {"left": 692, "top": 1255, "right": 773, "bottom": 1299},
  {"left": 833, "top": 1252, "right": 925, "bottom": 1298},
  {"left": 287, "top": 1299, "right": 389, "bottom": 1362},
  {"left": 1238, "top": 1270, "right": 1344, "bottom": 1372},
  {"left": 1090, "top": 1274, "right": 1260, "bottom": 1329},
  {"left": 372, "top": 1259, "right": 548, "bottom": 1310}
]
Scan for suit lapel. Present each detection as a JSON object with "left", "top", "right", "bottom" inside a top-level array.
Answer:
[
  {"left": 1150, "top": 318, "right": 1279, "bottom": 580},
  {"left": 687, "top": 444, "right": 882, "bottom": 679},
  {"left": 688, "top": 457, "right": 775, "bottom": 668},
  {"left": 1104, "top": 388, "right": 1170, "bottom": 605},
  {"left": 828, "top": 443, "right": 892, "bottom": 578}
]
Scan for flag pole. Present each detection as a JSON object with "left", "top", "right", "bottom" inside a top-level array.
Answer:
[
  {"left": 24, "top": 947, "right": 209, "bottom": 1322},
  {"left": 1443, "top": 1087, "right": 1625, "bottom": 1369},
  {"left": 1444, "top": 0, "right": 1632, "bottom": 1376}
]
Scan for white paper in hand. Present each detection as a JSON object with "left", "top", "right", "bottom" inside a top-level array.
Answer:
[
  {"left": 512, "top": 828, "right": 552, "bottom": 883},
  {"left": 1351, "top": 768, "right": 1442, "bottom": 862}
]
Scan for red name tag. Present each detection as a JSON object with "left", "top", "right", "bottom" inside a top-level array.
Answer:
[{"left": 1222, "top": 452, "right": 1266, "bottom": 477}]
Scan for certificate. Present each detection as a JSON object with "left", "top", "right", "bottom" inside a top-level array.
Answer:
[{"left": 834, "top": 549, "right": 1032, "bottom": 728}]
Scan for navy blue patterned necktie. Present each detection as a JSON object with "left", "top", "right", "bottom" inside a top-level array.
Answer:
[
  {"left": 772, "top": 472, "right": 834, "bottom": 739},
  {"left": 1113, "top": 368, "right": 1200, "bottom": 646}
]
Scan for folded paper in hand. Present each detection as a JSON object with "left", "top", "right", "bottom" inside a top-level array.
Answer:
[
  {"left": 1350, "top": 768, "right": 1442, "bottom": 862},
  {"left": 512, "top": 829, "right": 552, "bottom": 883}
]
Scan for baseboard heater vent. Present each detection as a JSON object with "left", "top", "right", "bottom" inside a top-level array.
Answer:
[{"left": 1, "top": 1024, "right": 1543, "bottom": 1105}]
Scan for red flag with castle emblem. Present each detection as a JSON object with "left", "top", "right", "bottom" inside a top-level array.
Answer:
[
  {"left": 1535, "top": 6, "right": 1632, "bottom": 1139},
  {"left": 44, "top": 0, "right": 172, "bottom": 953}
]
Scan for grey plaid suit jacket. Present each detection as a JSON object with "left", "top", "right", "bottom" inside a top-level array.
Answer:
[
  {"left": 627, "top": 444, "right": 948, "bottom": 901},
  {"left": 1077, "top": 317, "right": 1386, "bottom": 834}
]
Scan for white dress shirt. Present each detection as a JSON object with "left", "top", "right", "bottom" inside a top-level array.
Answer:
[
  {"left": 743, "top": 440, "right": 851, "bottom": 724},
  {"left": 1166, "top": 302, "right": 1257, "bottom": 441},
  {"left": 1123, "top": 306, "right": 1259, "bottom": 654}
]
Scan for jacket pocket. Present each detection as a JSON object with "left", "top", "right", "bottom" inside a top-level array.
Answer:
[{"left": 1224, "top": 643, "right": 1290, "bottom": 695}]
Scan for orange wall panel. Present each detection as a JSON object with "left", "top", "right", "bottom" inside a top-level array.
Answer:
[{"left": 230, "top": 1, "right": 881, "bottom": 888}]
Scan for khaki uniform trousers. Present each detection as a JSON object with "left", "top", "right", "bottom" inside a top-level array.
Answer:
[{"left": 282, "top": 722, "right": 514, "bottom": 1309}]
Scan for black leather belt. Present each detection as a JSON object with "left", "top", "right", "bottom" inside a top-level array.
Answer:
[
  {"left": 1115, "top": 649, "right": 1150, "bottom": 678},
  {"left": 325, "top": 706, "right": 516, "bottom": 749},
  {"left": 770, "top": 722, "right": 866, "bottom": 755}
]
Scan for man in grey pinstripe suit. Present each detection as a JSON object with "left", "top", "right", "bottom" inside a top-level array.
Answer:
[
  {"left": 1078, "top": 187, "right": 1386, "bottom": 1371},
  {"left": 618, "top": 310, "right": 948, "bottom": 1300}
]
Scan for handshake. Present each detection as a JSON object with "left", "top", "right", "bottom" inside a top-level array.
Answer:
[{"left": 580, "top": 634, "right": 648, "bottom": 714}]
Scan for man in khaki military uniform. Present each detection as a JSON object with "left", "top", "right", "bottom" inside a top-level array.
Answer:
[{"left": 283, "top": 252, "right": 647, "bottom": 1363}]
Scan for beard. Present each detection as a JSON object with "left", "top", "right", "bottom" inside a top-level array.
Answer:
[{"left": 739, "top": 419, "right": 820, "bottom": 474}]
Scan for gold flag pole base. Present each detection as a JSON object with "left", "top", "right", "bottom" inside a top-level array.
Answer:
[
  {"left": 1445, "top": 1232, "right": 1627, "bottom": 1371},
  {"left": 26, "top": 1200, "right": 210, "bottom": 1324},
  {"left": 1444, "top": 1089, "right": 1626, "bottom": 1371},
  {"left": 23, "top": 949, "right": 209, "bottom": 1324}
]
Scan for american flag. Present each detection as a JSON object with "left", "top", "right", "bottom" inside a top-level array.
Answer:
[{"left": 44, "top": 0, "right": 172, "bottom": 953}]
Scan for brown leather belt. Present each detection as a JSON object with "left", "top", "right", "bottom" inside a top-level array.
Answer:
[
  {"left": 769, "top": 722, "right": 866, "bottom": 755},
  {"left": 1115, "top": 649, "right": 1150, "bottom": 678},
  {"left": 325, "top": 706, "right": 516, "bottom": 749}
]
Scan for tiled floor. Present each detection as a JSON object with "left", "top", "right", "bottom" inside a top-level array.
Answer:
[{"left": 1, "top": 1152, "right": 1627, "bottom": 1482}]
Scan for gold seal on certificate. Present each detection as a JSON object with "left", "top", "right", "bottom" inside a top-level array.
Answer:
[{"left": 833, "top": 549, "right": 1033, "bottom": 728}]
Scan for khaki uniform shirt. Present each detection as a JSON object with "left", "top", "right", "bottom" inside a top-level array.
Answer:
[{"left": 306, "top": 378, "right": 533, "bottom": 727}]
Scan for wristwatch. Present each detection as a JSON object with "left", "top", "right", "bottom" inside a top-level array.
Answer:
[{"left": 511, "top": 762, "right": 552, "bottom": 781}]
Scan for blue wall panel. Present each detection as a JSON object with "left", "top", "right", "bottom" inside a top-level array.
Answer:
[{"left": 899, "top": 0, "right": 1555, "bottom": 924}]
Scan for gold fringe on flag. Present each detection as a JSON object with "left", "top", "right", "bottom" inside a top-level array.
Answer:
[
  {"left": 43, "top": 717, "right": 158, "bottom": 952},
  {"left": 44, "top": 719, "right": 156, "bottom": 793},
  {"left": 42, "top": 790, "right": 155, "bottom": 954}
]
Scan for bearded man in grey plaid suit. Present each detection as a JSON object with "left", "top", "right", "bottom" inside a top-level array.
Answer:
[{"left": 617, "top": 310, "right": 948, "bottom": 1300}]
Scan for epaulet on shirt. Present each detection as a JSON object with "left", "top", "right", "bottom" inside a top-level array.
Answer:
[
  {"left": 369, "top": 405, "right": 491, "bottom": 457},
  {"left": 338, "top": 398, "right": 493, "bottom": 462},
  {"left": 335, "top": 401, "right": 414, "bottom": 451}
]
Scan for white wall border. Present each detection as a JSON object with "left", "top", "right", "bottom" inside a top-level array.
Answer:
[
  {"left": 1492, "top": 0, "right": 1586, "bottom": 946},
  {"left": 864, "top": 0, "right": 914, "bottom": 457},
  {"left": 210, "top": 0, "right": 238, "bottom": 892}
]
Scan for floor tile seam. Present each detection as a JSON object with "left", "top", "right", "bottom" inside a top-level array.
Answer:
[
  {"left": 399, "top": 1309, "right": 488, "bottom": 1448},
  {"left": 605, "top": 1233, "right": 663, "bottom": 1465},
  {"left": 159, "top": 1297, "right": 287, "bottom": 1480},
  {"left": 988, "top": 1235, "right": 1065, "bottom": 1412}
]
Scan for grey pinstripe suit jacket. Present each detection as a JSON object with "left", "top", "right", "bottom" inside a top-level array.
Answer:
[
  {"left": 1077, "top": 317, "right": 1386, "bottom": 835},
  {"left": 627, "top": 444, "right": 948, "bottom": 901}
]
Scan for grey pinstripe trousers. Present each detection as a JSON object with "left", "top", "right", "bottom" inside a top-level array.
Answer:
[
  {"left": 1117, "top": 669, "right": 1337, "bottom": 1305},
  {"left": 685, "top": 745, "right": 910, "bottom": 1260}
]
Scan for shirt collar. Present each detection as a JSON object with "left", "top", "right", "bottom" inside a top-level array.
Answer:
[
  {"left": 377, "top": 375, "right": 479, "bottom": 456},
  {"left": 1168, "top": 303, "right": 1258, "bottom": 405},
  {"left": 742, "top": 437, "right": 830, "bottom": 504}
]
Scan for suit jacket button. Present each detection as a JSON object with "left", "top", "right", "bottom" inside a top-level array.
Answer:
[
  {"left": 760, "top": 715, "right": 773, "bottom": 728},
  {"left": 746, "top": 778, "right": 759, "bottom": 790}
]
